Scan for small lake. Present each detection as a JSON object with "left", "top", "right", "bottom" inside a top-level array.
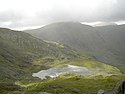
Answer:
[{"left": 32, "top": 65, "right": 94, "bottom": 79}]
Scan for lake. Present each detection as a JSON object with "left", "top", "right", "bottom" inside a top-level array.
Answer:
[{"left": 32, "top": 65, "right": 94, "bottom": 79}]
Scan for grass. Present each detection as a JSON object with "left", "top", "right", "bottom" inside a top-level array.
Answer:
[
  {"left": 25, "top": 74, "right": 125, "bottom": 94},
  {"left": 43, "top": 40, "right": 64, "bottom": 48},
  {"left": 1, "top": 73, "right": 124, "bottom": 94},
  {"left": 33, "top": 57, "right": 122, "bottom": 75}
]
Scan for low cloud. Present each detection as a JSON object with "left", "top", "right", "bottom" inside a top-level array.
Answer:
[{"left": 0, "top": 0, "right": 125, "bottom": 30}]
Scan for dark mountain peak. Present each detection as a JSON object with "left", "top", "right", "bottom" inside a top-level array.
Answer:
[
  {"left": 34, "top": 22, "right": 92, "bottom": 31},
  {"left": 47, "top": 21, "right": 91, "bottom": 27}
]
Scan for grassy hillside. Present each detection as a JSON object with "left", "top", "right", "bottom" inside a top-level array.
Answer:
[
  {"left": 0, "top": 27, "right": 124, "bottom": 94},
  {"left": 24, "top": 22, "right": 125, "bottom": 72},
  {"left": 0, "top": 28, "right": 81, "bottom": 80},
  {"left": 24, "top": 73, "right": 125, "bottom": 94}
]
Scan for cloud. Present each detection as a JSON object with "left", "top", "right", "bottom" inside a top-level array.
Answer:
[
  {"left": 0, "top": 0, "right": 125, "bottom": 30},
  {"left": 109, "top": 0, "right": 125, "bottom": 20}
]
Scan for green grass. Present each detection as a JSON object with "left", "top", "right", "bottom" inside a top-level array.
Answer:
[
  {"left": 33, "top": 57, "right": 122, "bottom": 75},
  {"left": 25, "top": 74, "right": 125, "bottom": 94},
  {"left": 1, "top": 73, "right": 125, "bottom": 94}
]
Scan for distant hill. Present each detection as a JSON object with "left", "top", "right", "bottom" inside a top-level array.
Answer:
[{"left": 25, "top": 22, "right": 125, "bottom": 72}]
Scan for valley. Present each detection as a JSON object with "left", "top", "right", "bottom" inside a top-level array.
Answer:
[{"left": 0, "top": 26, "right": 125, "bottom": 94}]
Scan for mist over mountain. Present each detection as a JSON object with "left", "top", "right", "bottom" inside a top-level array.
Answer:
[{"left": 25, "top": 22, "right": 125, "bottom": 72}]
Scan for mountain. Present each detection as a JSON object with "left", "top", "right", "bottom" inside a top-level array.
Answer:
[
  {"left": 0, "top": 27, "right": 122, "bottom": 80},
  {"left": 0, "top": 27, "right": 123, "bottom": 94},
  {"left": 25, "top": 22, "right": 125, "bottom": 72},
  {"left": 0, "top": 28, "right": 81, "bottom": 80}
]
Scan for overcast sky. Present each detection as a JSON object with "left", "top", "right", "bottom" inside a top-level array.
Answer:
[{"left": 0, "top": 0, "right": 125, "bottom": 30}]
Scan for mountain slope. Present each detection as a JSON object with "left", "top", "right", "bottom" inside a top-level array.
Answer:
[
  {"left": 0, "top": 28, "right": 81, "bottom": 80},
  {"left": 25, "top": 22, "right": 125, "bottom": 72}
]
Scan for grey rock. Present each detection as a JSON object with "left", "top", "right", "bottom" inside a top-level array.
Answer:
[{"left": 97, "top": 90, "right": 105, "bottom": 94}]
